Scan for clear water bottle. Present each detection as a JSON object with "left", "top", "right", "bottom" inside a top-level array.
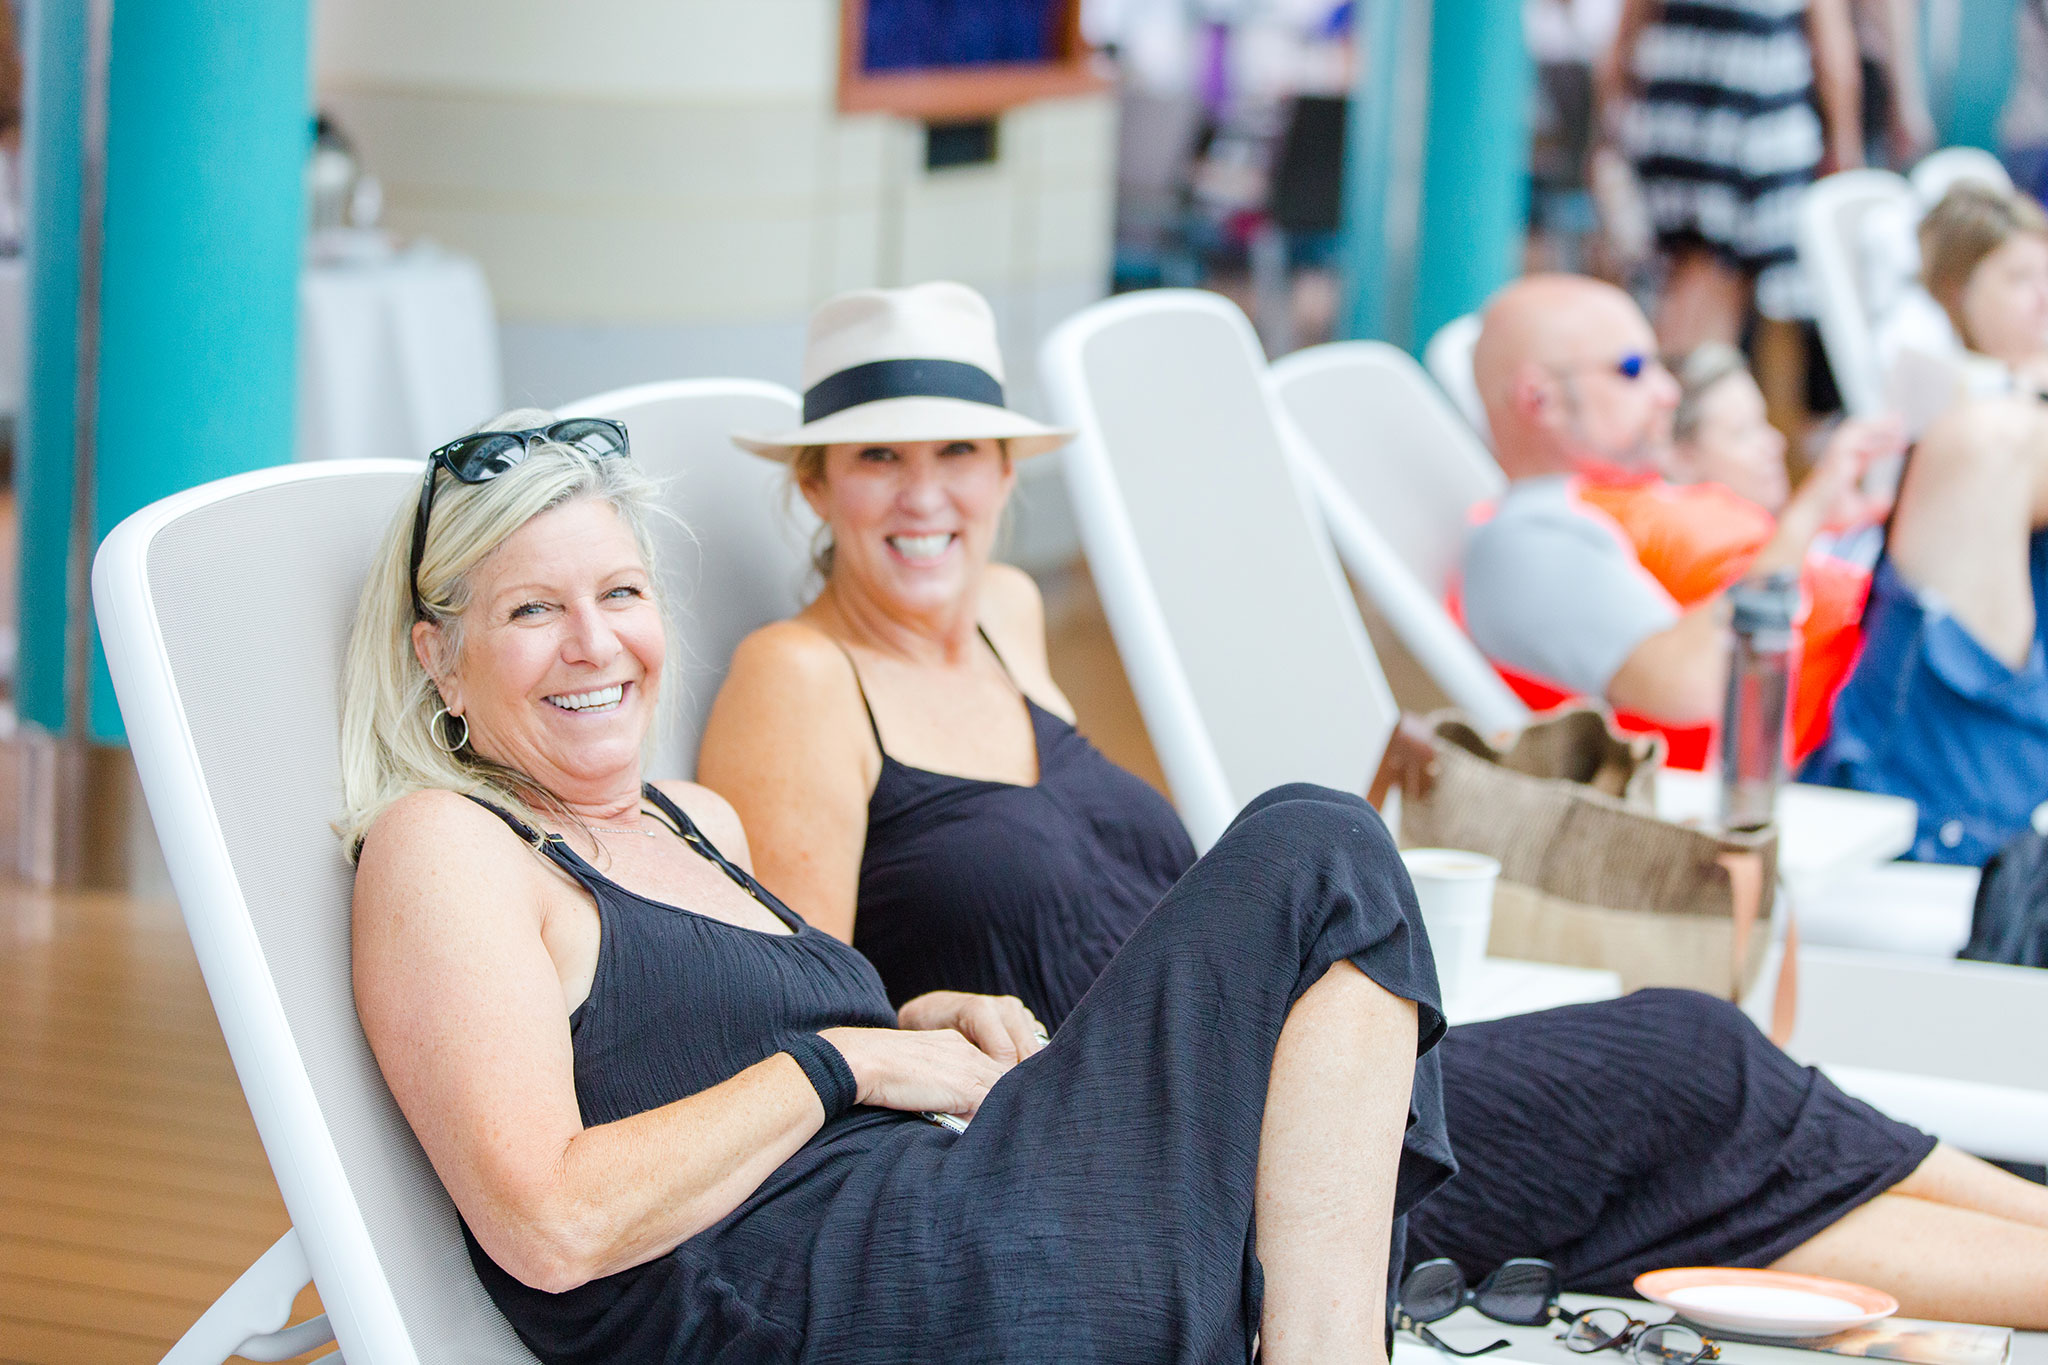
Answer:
[{"left": 1720, "top": 570, "right": 1799, "bottom": 832}]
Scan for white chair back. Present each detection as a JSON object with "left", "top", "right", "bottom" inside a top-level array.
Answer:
[
  {"left": 1270, "top": 340, "right": 1505, "bottom": 599},
  {"left": 1421, "top": 312, "right": 1490, "bottom": 444},
  {"left": 1799, "top": 168, "right": 1920, "bottom": 416},
  {"left": 1909, "top": 145, "right": 2013, "bottom": 206},
  {"left": 558, "top": 380, "right": 809, "bottom": 779},
  {"left": 1041, "top": 289, "right": 1397, "bottom": 850},
  {"left": 1269, "top": 341, "right": 1527, "bottom": 736},
  {"left": 94, "top": 461, "right": 540, "bottom": 1365}
]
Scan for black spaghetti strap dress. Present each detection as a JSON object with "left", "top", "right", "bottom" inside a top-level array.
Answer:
[
  {"left": 450, "top": 781, "right": 1452, "bottom": 1364},
  {"left": 847, "top": 634, "right": 1939, "bottom": 1296}
]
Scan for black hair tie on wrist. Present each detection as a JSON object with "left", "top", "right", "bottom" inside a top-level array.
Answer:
[{"left": 782, "top": 1032, "right": 859, "bottom": 1121}]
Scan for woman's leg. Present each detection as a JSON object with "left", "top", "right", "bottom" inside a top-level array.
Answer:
[
  {"left": 1889, "top": 1143, "right": 2048, "bottom": 1228},
  {"left": 1656, "top": 247, "right": 1748, "bottom": 354},
  {"left": 1770, "top": 1191, "right": 2048, "bottom": 1326},
  {"left": 1256, "top": 961, "right": 1418, "bottom": 1365}
]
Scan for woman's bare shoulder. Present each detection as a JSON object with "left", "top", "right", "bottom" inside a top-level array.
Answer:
[
  {"left": 354, "top": 788, "right": 543, "bottom": 917},
  {"left": 979, "top": 562, "right": 1047, "bottom": 632},
  {"left": 724, "top": 617, "right": 861, "bottom": 695}
]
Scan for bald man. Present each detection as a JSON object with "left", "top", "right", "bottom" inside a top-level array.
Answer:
[{"left": 1462, "top": 274, "right": 2048, "bottom": 863}]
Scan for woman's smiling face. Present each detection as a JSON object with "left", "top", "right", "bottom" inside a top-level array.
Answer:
[
  {"left": 803, "top": 438, "right": 1014, "bottom": 618},
  {"left": 416, "top": 496, "right": 665, "bottom": 800}
]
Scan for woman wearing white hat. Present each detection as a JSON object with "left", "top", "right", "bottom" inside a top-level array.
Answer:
[{"left": 701, "top": 282, "right": 2048, "bottom": 1332}]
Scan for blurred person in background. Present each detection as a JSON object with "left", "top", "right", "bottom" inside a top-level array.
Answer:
[
  {"left": 700, "top": 282, "right": 2048, "bottom": 1328},
  {"left": 1598, "top": 0, "right": 1862, "bottom": 410},
  {"left": 1854, "top": 0, "right": 1934, "bottom": 168},
  {"left": 1919, "top": 181, "right": 2048, "bottom": 385},
  {"left": 1666, "top": 341, "right": 1891, "bottom": 529},
  {"left": 1461, "top": 274, "right": 2048, "bottom": 864},
  {"left": 2003, "top": 0, "right": 2048, "bottom": 202}
]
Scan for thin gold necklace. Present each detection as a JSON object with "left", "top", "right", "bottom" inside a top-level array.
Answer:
[{"left": 590, "top": 807, "right": 659, "bottom": 839}]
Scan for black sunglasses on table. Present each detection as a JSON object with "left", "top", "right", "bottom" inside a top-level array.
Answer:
[
  {"left": 1394, "top": 1259, "right": 1718, "bottom": 1365},
  {"left": 409, "top": 418, "right": 631, "bottom": 621}
]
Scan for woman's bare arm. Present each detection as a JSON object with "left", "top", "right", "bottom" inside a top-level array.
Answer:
[
  {"left": 695, "top": 622, "right": 879, "bottom": 941},
  {"left": 1595, "top": 0, "right": 1660, "bottom": 133},
  {"left": 353, "top": 789, "right": 1005, "bottom": 1293},
  {"left": 1809, "top": 0, "right": 1866, "bottom": 171}
]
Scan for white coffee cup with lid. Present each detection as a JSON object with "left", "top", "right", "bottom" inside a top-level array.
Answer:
[{"left": 1399, "top": 848, "right": 1500, "bottom": 1006}]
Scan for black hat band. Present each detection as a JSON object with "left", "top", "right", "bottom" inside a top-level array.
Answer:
[{"left": 802, "top": 357, "right": 1005, "bottom": 425}]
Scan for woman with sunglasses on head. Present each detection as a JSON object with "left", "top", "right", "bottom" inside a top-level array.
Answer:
[
  {"left": 343, "top": 404, "right": 1454, "bottom": 1364},
  {"left": 698, "top": 283, "right": 2048, "bottom": 1331}
]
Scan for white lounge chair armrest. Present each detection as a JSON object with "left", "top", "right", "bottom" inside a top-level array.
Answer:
[
  {"left": 160, "top": 1227, "right": 334, "bottom": 1365},
  {"left": 1822, "top": 1065, "right": 2048, "bottom": 1166}
]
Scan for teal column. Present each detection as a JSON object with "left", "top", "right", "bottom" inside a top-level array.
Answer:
[
  {"left": 1340, "top": 0, "right": 1531, "bottom": 352},
  {"left": 86, "top": 6, "right": 310, "bottom": 740},
  {"left": 1409, "top": 0, "right": 1531, "bottom": 350},
  {"left": 1340, "top": 0, "right": 1422, "bottom": 345},
  {"left": 15, "top": 0, "right": 87, "bottom": 735},
  {"left": 16, "top": 5, "right": 310, "bottom": 744},
  {"left": 1942, "top": 0, "right": 2017, "bottom": 150}
]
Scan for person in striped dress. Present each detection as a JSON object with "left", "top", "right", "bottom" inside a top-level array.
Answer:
[{"left": 1599, "top": 0, "right": 1864, "bottom": 353}]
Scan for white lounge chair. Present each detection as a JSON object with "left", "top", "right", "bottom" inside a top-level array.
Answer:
[
  {"left": 95, "top": 460, "right": 539, "bottom": 1364},
  {"left": 1268, "top": 340, "right": 1526, "bottom": 737},
  {"left": 1041, "top": 288, "right": 1398, "bottom": 852},
  {"left": 1421, "top": 312, "right": 1490, "bottom": 444},
  {"left": 1043, "top": 286, "right": 2048, "bottom": 1165},
  {"left": 1909, "top": 145, "right": 2013, "bottom": 206},
  {"left": 558, "top": 378, "right": 809, "bottom": 779},
  {"left": 94, "top": 380, "right": 810, "bottom": 1364},
  {"left": 1800, "top": 168, "right": 1920, "bottom": 417},
  {"left": 1801, "top": 151, "right": 2012, "bottom": 424}
]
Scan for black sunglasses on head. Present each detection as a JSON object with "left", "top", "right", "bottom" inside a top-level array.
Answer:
[
  {"left": 409, "top": 418, "right": 631, "bottom": 620},
  {"left": 1395, "top": 1258, "right": 1572, "bottom": 1357}
]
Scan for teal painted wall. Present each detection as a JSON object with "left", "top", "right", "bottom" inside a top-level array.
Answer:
[{"left": 16, "top": 0, "right": 86, "bottom": 734}]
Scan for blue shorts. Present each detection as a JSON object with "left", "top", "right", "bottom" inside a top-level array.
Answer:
[{"left": 1802, "top": 536, "right": 2048, "bottom": 864}]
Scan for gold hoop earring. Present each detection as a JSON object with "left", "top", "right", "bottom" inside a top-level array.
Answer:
[{"left": 430, "top": 706, "right": 469, "bottom": 754}]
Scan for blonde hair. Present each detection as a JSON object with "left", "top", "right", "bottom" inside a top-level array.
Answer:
[
  {"left": 1919, "top": 182, "right": 2048, "bottom": 346},
  {"left": 337, "top": 408, "right": 671, "bottom": 859}
]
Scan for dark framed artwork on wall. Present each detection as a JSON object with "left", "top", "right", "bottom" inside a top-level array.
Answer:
[{"left": 838, "top": 0, "right": 1105, "bottom": 120}]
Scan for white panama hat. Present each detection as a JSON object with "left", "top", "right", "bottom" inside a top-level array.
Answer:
[{"left": 732, "top": 281, "right": 1075, "bottom": 461}]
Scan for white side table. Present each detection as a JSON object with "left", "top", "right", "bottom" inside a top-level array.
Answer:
[
  {"left": 1653, "top": 773, "right": 1917, "bottom": 886},
  {"left": 1446, "top": 957, "right": 1622, "bottom": 1026}
]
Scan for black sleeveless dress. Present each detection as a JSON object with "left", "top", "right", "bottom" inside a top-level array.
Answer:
[
  {"left": 847, "top": 642, "right": 1939, "bottom": 1294},
  {"left": 456, "top": 782, "right": 1453, "bottom": 1363}
]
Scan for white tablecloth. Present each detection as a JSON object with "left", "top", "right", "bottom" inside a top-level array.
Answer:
[{"left": 297, "top": 239, "right": 502, "bottom": 463}]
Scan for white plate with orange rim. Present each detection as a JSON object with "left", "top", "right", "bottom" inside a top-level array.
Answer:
[{"left": 1634, "top": 1268, "right": 1899, "bottom": 1339}]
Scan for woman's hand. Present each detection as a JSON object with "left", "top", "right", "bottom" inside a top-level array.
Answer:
[
  {"left": 819, "top": 1024, "right": 1012, "bottom": 1118},
  {"left": 898, "top": 990, "right": 1048, "bottom": 1064},
  {"left": 1800, "top": 415, "right": 1904, "bottom": 528}
]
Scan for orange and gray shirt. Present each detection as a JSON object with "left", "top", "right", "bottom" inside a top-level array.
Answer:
[{"left": 1457, "top": 474, "right": 1868, "bottom": 765}]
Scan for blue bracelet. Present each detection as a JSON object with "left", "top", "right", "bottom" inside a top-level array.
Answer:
[{"left": 782, "top": 1033, "right": 858, "bottom": 1121}]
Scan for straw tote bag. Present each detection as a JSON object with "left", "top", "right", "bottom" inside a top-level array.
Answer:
[{"left": 1395, "top": 707, "right": 1786, "bottom": 1021}]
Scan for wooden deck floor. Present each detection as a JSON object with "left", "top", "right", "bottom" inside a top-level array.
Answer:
[{"left": 0, "top": 884, "right": 326, "bottom": 1364}]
